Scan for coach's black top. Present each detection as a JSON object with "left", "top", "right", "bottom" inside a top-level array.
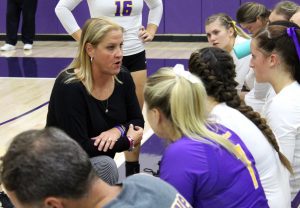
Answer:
[{"left": 46, "top": 68, "right": 144, "bottom": 158}]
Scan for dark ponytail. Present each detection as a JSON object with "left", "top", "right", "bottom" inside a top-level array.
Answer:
[{"left": 254, "top": 22, "right": 300, "bottom": 84}]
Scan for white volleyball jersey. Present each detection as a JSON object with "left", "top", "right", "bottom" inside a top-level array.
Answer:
[{"left": 55, "top": 0, "right": 163, "bottom": 56}]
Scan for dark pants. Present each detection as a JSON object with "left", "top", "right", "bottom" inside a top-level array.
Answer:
[{"left": 5, "top": 0, "right": 38, "bottom": 45}]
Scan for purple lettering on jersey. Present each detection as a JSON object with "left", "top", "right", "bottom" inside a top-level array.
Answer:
[
  {"left": 115, "top": 1, "right": 121, "bottom": 16},
  {"left": 123, "top": 1, "right": 132, "bottom": 16},
  {"left": 115, "top": 1, "right": 132, "bottom": 16}
]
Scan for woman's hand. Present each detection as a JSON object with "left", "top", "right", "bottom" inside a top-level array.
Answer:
[
  {"left": 91, "top": 127, "right": 121, "bottom": 152},
  {"left": 127, "top": 124, "right": 144, "bottom": 146},
  {"left": 138, "top": 26, "right": 155, "bottom": 43}
]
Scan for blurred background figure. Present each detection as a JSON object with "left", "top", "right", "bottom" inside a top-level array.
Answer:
[
  {"left": 269, "top": 1, "right": 299, "bottom": 22},
  {"left": 0, "top": 0, "right": 38, "bottom": 51},
  {"left": 291, "top": 8, "right": 300, "bottom": 26},
  {"left": 236, "top": 2, "right": 270, "bottom": 35}
]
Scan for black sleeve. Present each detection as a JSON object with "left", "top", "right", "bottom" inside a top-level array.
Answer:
[{"left": 46, "top": 76, "right": 129, "bottom": 158}]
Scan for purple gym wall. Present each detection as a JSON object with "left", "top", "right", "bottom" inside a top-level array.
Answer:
[{"left": 0, "top": 0, "right": 283, "bottom": 35}]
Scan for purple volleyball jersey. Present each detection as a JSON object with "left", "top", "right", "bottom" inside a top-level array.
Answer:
[{"left": 159, "top": 125, "right": 268, "bottom": 208}]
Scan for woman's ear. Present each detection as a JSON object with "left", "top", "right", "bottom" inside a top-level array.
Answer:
[
  {"left": 85, "top": 42, "right": 95, "bottom": 58},
  {"left": 228, "top": 27, "right": 235, "bottom": 37},
  {"left": 269, "top": 53, "right": 280, "bottom": 68},
  {"left": 152, "top": 108, "right": 162, "bottom": 125}
]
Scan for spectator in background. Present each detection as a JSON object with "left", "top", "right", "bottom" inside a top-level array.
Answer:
[
  {"left": 0, "top": 127, "right": 192, "bottom": 208},
  {"left": 236, "top": 2, "right": 270, "bottom": 35},
  {"left": 0, "top": 0, "right": 38, "bottom": 51},
  {"left": 269, "top": 1, "right": 299, "bottom": 22}
]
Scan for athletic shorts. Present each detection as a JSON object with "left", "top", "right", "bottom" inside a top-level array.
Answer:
[{"left": 122, "top": 50, "right": 147, "bottom": 72}]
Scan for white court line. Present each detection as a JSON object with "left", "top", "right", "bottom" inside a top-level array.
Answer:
[
  {"left": 115, "top": 128, "right": 154, "bottom": 168},
  {"left": 0, "top": 77, "right": 55, "bottom": 80}
]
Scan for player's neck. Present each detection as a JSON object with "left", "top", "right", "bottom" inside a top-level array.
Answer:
[{"left": 206, "top": 96, "right": 219, "bottom": 113}]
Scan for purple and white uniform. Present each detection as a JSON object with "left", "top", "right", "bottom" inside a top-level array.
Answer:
[
  {"left": 159, "top": 125, "right": 268, "bottom": 208},
  {"left": 55, "top": 0, "right": 163, "bottom": 56}
]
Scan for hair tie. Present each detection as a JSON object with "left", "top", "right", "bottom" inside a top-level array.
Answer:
[
  {"left": 173, "top": 64, "right": 200, "bottom": 84},
  {"left": 287, "top": 27, "right": 300, "bottom": 61},
  {"left": 231, "top": 21, "right": 238, "bottom": 33}
]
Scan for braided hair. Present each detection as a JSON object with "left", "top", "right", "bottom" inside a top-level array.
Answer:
[{"left": 189, "top": 47, "right": 293, "bottom": 173}]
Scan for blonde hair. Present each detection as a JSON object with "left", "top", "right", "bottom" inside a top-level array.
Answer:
[
  {"left": 272, "top": 1, "right": 299, "bottom": 20},
  {"left": 144, "top": 67, "right": 247, "bottom": 164},
  {"left": 63, "top": 18, "right": 123, "bottom": 94},
  {"left": 236, "top": 2, "right": 270, "bottom": 24},
  {"left": 206, "top": 13, "right": 250, "bottom": 39}
]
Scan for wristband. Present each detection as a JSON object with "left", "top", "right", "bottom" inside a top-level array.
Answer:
[
  {"left": 127, "top": 136, "right": 135, "bottom": 152},
  {"left": 115, "top": 125, "right": 125, "bottom": 137}
]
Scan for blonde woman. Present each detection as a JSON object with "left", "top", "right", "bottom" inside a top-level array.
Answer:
[
  {"left": 269, "top": 1, "right": 299, "bottom": 22},
  {"left": 46, "top": 18, "right": 144, "bottom": 177},
  {"left": 205, "top": 13, "right": 251, "bottom": 92},
  {"left": 144, "top": 65, "right": 268, "bottom": 207},
  {"left": 55, "top": 0, "right": 163, "bottom": 109}
]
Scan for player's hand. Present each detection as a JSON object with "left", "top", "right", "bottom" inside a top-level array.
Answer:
[
  {"left": 139, "top": 26, "right": 154, "bottom": 43},
  {"left": 127, "top": 124, "right": 144, "bottom": 146}
]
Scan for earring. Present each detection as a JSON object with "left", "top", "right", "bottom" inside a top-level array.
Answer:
[{"left": 90, "top": 57, "right": 94, "bottom": 62}]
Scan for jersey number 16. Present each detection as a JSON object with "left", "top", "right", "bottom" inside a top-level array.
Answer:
[{"left": 115, "top": 1, "right": 133, "bottom": 16}]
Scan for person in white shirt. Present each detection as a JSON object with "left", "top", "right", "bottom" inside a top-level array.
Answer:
[
  {"left": 205, "top": 13, "right": 270, "bottom": 113},
  {"left": 55, "top": 0, "right": 163, "bottom": 109},
  {"left": 236, "top": 2, "right": 270, "bottom": 35},
  {"left": 269, "top": 1, "right": 299, "bottom": 23},
  {"left": 189, "top": 47, "right": 293, "bottom": 208},
  {"left": 251, "top": 22, "right": 300, "bottom": 203},
  {"left": 205, "top": 13, "right": 251, "bottom": 92}
]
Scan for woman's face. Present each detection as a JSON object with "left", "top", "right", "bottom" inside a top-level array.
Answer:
[
  {"left": 88, "top": 29, "right": 123, "bottom": 76},
  {"left": 205, "top": 20, "right": 234, "bottom": 51},
  {"left": 240, "top": 17, "right": 266, "bottom": 34},
  {"left": 250, "top": 39, "right": 271, "bottom": 82}
]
